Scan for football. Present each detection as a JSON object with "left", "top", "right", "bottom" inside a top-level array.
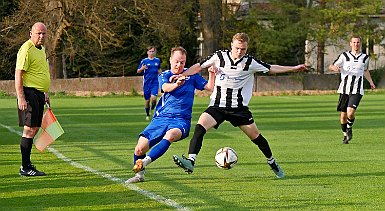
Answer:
[{"left": 215, "top": 147, "right": 238, "bottom": 169}]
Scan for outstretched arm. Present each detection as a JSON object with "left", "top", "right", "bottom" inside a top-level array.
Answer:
[
  {"left": 269, "top": 64, "right": 306, "bottom": 74},
  {"left": 181, "top": 63, "right": 202, "bottom": 76},
  {"left": 169, "top": 63, "right": 204, "bottom": 82}
]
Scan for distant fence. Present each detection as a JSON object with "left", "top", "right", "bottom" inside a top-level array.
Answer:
[{"left": 0, "top": 74, "right": 382, "bottom": 96}]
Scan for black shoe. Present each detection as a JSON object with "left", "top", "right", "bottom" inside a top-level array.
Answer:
[
  {"left": 346, "top": 128, "right": 353, "bottom": 141},
  {"left": 19, "top": 165, "right": 46, "bottom": 176},
  {"left": 173, "top": 155, "right": 194, "bottom": 174},
  {"left": 267, "top": 160, "right": 284, "bottom": 178},
  {"left": 342, "top": 136, "right": 349, "bottom": 144}
]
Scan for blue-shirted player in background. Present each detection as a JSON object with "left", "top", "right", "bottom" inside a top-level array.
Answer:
[
  {"left": 137, "top": 46, "right": 162, "bottom": 120},
  {"left": 126, "top": 46, "right": 215, "bottom": 183}
]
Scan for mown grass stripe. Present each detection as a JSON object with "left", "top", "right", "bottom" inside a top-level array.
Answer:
[{"left": 0, "top": 123, "right": 191, "bottom": 211}]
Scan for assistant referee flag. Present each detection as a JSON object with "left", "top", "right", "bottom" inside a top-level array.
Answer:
[{"left": 34, "top": 107, "right": 64, "bottom": 152}]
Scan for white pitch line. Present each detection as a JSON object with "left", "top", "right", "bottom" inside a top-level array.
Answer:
[
  {"left": 0, "top": 123, "right": 23, "bottom": 136},
  {"left": 1, "top": 123, "right": 190, "bottom": 211}
]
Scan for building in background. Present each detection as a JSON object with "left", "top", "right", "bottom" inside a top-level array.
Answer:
[{"left": 223, "top": 0, "right": 385, "bottom": 73}]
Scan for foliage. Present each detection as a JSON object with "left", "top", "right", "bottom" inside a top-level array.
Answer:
[
  {"left": 0, "top": 0, "right": 199, "bottom": 80},
  {"left": 223, "top": 0, "right": 307, "bottom": 65},
  {"left": 2, "top": 0, "right": 385, "bottom": 80},
  {"left": 302, "top": 0, "right": 385, "bottom": 73},
  {"left": 0, "top": 0, "right": 17, "bottom": 19},
  {"left": 303, "top": 0, "right": 385, "bottom": 44},
  {"left": 0, "top": 0, "right": 18, "bottom": 80},
  {"left": 0, "top": 90, "right": 10, "bottom": 97}
]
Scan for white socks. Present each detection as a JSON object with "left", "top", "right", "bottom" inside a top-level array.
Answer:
[
  {"left": 142, "top": 156, "right": 152, "bottom": 167},
  {"left": 188, "top": 154, "right": 197, "bottom": 162}
]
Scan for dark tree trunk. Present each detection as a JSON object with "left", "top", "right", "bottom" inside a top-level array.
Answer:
[
  {"left": 44, "top": 0, "right": 69, "bottom": 79},
  {"left": 199, "top": 0, "right": 222, "bottom": 58},
  {"left": 317, "top": 40, "right": 325, "bottom": 74}
]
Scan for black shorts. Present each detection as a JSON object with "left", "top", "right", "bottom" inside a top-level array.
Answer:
[
  {"left": 18, "top": 87, "right": 45, "bottom": 127},
  {"left": 204, "top": 106, "right": 254, "bottom": 129},
  {"left": 337, "top": 94, "right": 363, "bottom": 112}
]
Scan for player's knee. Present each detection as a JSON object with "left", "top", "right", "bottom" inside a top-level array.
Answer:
[
  {"left": 251, "top": 131, "right": 261, "bottom": 140},
  {"left": 164, "top": 129, "right": 182, "bottom": 142},
  {"left": 134, "top": 138, "right": 149, "bottom": 155},
  {"left": 347, "top": 109, "right": 355, "bottom": 117},
  {"left": 23, "top": 126, "right": 38, "bottom": 138}
]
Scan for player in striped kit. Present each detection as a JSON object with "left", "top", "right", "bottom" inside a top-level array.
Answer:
[
  {"left": 329, "top": 35, "right": 376, "bottom": 144},
  {"left": 173, "top": 33, "right": 306, "bottom": 178}
]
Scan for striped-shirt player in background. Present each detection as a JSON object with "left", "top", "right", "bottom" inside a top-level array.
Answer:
[
  {"left": 173, "top": 32, "right": 306, "bottom": 179},
  {"left": 329, "top": 35, "right": 376, "bottom": 144},
  {"left": 137, "top": 46, "right": 162, "bottom": 121}
]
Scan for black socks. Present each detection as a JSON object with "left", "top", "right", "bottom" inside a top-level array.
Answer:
[
  {"left": 20, "top": 137, "right": 33, "bottom": 168},
  {"left": 341, "top": 123, "right": 347, "bottom": 133},
  {"left": 251, "top": 134, "right": 273, "bottom": 159},
  {"left": 347, "top": 118, "right": 355, "bottom": 128},
  {"left": 188, "top": 124, "right": 206, "bottom": 154}
]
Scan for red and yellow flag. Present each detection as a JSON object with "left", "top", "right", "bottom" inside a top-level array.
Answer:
[{"left": 34, "top": 108, "right": 64, "bottom": 152}]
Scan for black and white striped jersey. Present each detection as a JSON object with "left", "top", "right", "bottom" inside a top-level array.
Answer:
[
  {"left": 333, "top": 51, "right": 369, "bottom": 95},
  {"left": 200, "top": 50, "right": 271, "bottom": 108}
]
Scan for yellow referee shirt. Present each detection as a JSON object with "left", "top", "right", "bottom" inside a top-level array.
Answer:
[{"left": 16, "top": 39, "right": 50, "bottom": 92}]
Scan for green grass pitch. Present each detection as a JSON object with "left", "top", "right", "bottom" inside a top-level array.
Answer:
[{"left": 1, "top": 92, "right": 384, "bottom": 210}]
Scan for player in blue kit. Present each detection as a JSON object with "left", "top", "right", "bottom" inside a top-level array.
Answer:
[
  {"left": 126, "top": 46, "right": 215, "bottom": 183},
  {"left": 137, "top": 46, "right": 162, "bottom": 120}
]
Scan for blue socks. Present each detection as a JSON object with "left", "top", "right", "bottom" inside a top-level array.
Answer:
[
  {"left": 134, "top": 154, "right": 146, "bottom": 165},
  {"left": 148, "top": 139, "right": 171, "bottom": 162}
]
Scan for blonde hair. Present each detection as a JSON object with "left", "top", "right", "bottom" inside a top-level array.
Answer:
[
  {"left": 232, "top": 33, "right": 249, "bottom": 43},
  {"left": 170, "top": 46, "right": 187, "bottom": 57}
]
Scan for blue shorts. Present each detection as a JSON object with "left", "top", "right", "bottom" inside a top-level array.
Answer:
[
  {"left": 143, "top": 84, "right": 159, "bottom": 100},
  {"left": 139, "top": 117, "right": 191, "bottom": 148}
]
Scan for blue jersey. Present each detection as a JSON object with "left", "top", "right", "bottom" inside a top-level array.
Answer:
[
  {"left": 154, "top": 69, "right": 208, "bottom": 120},
  {"left": 138, "top": 57, "right": 161, "bottom": 85}
]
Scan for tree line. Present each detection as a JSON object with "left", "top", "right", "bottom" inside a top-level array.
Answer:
[{"left": 1, "top": 0, "right": 384, "bottom": 80}]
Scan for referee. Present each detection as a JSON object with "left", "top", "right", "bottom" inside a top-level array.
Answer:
[
  {"left": 15, "top": 22, "right": 51, "bottom": 176},
  {"left": 329, "top": 35, "right": 376, "bottom": 144}
]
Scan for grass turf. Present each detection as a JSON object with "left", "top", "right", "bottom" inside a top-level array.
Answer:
[{"left": 0, "top": 92, "right": 384, "bottom": 210}]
